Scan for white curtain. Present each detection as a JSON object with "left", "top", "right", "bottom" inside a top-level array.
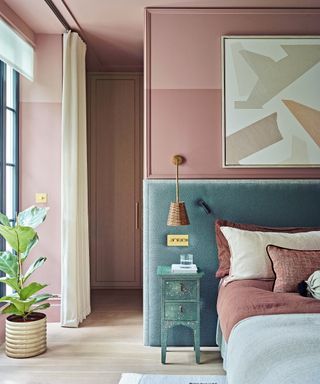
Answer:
[{"left": 61, "top": 31, "right": 91, "bottom": 327}]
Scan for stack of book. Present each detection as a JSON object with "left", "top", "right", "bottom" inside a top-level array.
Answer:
[{"left": 171, "top": 264, "right": 198, "bottom": 273}]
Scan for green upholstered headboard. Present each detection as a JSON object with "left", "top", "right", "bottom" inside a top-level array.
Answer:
[{"left": 143, "top": 180, "right": 320, "bottom": 346}]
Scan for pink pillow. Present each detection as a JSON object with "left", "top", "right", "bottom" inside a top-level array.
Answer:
[
  {"left": 266, "top": 245, "right": 320, "bottom": 293},
  {"left": 215, "top": 219, "right": 320, "bottom": 278}
]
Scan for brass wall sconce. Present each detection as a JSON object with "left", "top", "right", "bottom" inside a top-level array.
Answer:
[{"left": 167, "top": 155, "right": 190, "bottom": 226}]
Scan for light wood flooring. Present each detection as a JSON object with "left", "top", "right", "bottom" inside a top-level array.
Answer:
[{"left": 0, "top": 289, "right": 224, "bottom": 384}]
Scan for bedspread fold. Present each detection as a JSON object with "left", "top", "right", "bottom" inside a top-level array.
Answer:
[{"left": 217, "top": 279, "right": 320, "bottom": 341}]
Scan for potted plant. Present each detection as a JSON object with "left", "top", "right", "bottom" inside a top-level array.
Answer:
[{"left": 0, "top": 206, "right": 54, "bottom": 358}]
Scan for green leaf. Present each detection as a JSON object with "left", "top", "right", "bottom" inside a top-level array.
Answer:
[
  {"left": 17, "top": 206, "right": 49, "bottom": 229},
  {"left": 0, "top": 225, "right": 19, "bottom": 252},
  {"left": 20, "top": 282, "right": 47, "bottom": 300},
  {"left": 23, "top": 301, "right": 35, "bottom": 314},
  {"left": 23, "top": 257, "right": 46, "bottom": 282},
  {"left": 0, "top": 276, "right": 20, "bottom": 292},
  {"left": 0, "top": 225, "right": 36, "bottom": 253},
  {"left": 0, "top": 212, "right": 10, "bottom": 226},
  {"left": 1, "top": 303, "right": 24, "bottom": 316},
  {"left": 31, "top": 303, "right": 50, "bottom": 312},
  {"left": 15, "top": 226, "right": 37, "bottom": 253},
  {"left": 21, "top": 235, "right": 39, "bottom": 261},
  {"left": 0, "top": 296, "right": 35, "bottom": 314},
  {"left": 0, "top": 251, "right": 18, "bottom": 277},
  {"left": 33, "top": 293, "right": 56, "bottom": 304},
  {"left": 0, "top": 296, "right": 37, "bottom": 315}
]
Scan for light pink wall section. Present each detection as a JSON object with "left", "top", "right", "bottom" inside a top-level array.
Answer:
[
  {"left": 145, "top": 8, "right": 320, "bottom": 178},
  {"left": 20, "top": 33, "right": 62, "bottom": 302},
  {"left": 19, "top": 34, "right": 62, "bottom": 320},
  {"left": 20, "top": 35, "right": 62, "bottom": 102},
  {"left": 20, "top": 102, "right": 61, "bottom": 292}
]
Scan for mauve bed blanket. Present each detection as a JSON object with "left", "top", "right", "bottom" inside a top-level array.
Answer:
[
  {"left": 217, "top": 279, "right": 320, "bottom": 341},
  {"left": 226, "top": 314, "right": 320, "bottom": 384}
]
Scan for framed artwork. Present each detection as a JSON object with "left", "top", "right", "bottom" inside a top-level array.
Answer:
[{"left": 222, "top": 36, "right": 320, "bottom": 168}]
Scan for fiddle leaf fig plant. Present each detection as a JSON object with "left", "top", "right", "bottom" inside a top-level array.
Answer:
[{"left": 0, "top": 206, "right": 54, "bottom": 319}]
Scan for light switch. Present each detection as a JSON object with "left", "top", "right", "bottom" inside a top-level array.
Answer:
[
  {"left": 35, "top": 193, "right": 48, "bottom": 204},
  {"left": 167, "top": 234, "right": 189, "bottom": 247}
]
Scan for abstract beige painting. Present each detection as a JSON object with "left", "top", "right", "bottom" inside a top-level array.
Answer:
[{"left": 222, "top": 36, "right": 320, "bottom": 167}]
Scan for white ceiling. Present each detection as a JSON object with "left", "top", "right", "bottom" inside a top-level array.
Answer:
[{"left": 4, "top": 0, "right": 320, "bottom": 71}]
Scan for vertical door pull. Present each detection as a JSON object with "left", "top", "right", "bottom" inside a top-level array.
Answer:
[{"left": 135, "top": 202, "right": 140, "bottom": 229}]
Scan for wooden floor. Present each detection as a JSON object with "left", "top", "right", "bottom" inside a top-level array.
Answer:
[{"left": 0, "top": 289, "right": 224, "bottom": 384}]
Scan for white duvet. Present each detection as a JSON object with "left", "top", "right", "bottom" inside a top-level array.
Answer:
[{"left": 226, "top": 313, "right": 320, "bottom": 384}]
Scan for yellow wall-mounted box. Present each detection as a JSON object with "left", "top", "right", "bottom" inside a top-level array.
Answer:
[
  {"left": 167, "top": 234, "right": 189, "bottom": 247},
  {"left": 35, "top": 193, "right": 48, "bottom": 204}
]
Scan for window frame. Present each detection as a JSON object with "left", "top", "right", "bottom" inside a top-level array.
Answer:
[{"left": 0, "top": 60, "right": 19, "bottom": 298}]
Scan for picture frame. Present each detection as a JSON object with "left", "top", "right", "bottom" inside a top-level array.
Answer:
[{"left": 222, "top": 36, "right": 320, "bottom": 168}]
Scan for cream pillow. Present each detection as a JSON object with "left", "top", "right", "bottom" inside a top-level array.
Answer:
[{"left": 220, "top": 227, "right": 320, "bottom": 282}]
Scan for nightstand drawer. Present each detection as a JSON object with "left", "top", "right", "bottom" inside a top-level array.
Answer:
[
  {"left": 164, "top": 280, "right": 197, "bottom": 300},
  {"left": 164, "top": 302, "right": 197, "bottom": 321}
]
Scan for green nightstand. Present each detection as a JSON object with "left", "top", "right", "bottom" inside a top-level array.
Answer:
[{"left": 157, "top": 265, "right": 204, "bottom": 364}]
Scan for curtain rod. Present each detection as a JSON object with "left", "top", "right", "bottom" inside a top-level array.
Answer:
[
  {"left": 44, "top": 0, "right": 87, "bottom": 44},
  {"left": 44, "top": 0, "right": 71, "bottom": 31}
]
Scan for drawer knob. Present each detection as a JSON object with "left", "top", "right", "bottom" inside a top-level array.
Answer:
[{"left": 179, "top": 305, "right": 183, "bottom": 313}]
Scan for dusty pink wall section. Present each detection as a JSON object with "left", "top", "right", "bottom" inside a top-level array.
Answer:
[
  {"left": 20, "top": 35, "right": 62, "bottom": 102},
  {"left": 146, "top": 8, "right": 320, "bottom": 178},
  {"left": 20, "top": 102, "right": 61, "bottom": 292},
  {"left": 19, "top": 34, "right": 62, "bottom": 321}
]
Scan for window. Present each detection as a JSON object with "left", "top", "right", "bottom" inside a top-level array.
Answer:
[{"left": 0, "top": 60, "right": 19, "bottom": 297}]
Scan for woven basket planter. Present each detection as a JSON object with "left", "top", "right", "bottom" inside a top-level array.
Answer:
[{"left": 5, "top": 313, "right": 47, "bottom": 358}]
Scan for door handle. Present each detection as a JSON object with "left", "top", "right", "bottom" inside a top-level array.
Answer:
[{"left": 135, "top": 202, "right": 140, "bottom": 229}]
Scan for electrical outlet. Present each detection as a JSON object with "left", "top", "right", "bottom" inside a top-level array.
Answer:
[
  {"left": 35, "top": 193, "right": 47, "bottom": 204},
  {"left": 167, "top": 234, "right": 189, "bottom": 247}
]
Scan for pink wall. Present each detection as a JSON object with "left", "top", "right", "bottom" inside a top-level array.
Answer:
[
  {"left": 20, "top": 34, "right": 62, "bottom": 320},
  {"left": 145, "top": 8, "right": 320, "bottom": 178}
]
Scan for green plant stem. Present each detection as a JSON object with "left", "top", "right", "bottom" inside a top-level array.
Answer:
[
  {"left": 23, "top": 309, "right": 30, "bottom": 319},
  {"left": 15, "top": 214, "right": 23, "bottom": 291},
  {"left": 18, "top": 252, "right": 23, "bottom": 289},
  {"left": 16, "top": 234, "right": 23, "bottom": 292},
  {"left": 18, "top": 246, "right": 26, "bottom": 319}
]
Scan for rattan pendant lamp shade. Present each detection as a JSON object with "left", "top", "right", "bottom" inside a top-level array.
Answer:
[{"left": 167, "top": 155, "right": 190, "bottom": 226}]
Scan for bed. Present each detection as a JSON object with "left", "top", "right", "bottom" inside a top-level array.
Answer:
[{"left": 215, "top": 220, "right": 320, "bottom": 384}]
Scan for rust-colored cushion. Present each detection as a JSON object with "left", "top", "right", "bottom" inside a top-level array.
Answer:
[
  {"left": 215, "top": 219, "right": 320, "bottom": 278},
  {"left": 267, "top": 245, "right": 320, "bottom": 293}
]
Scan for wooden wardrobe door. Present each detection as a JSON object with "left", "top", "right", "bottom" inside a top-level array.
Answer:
[{"left": 88, "top": 73, "right": 142, "bottom": 288}]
